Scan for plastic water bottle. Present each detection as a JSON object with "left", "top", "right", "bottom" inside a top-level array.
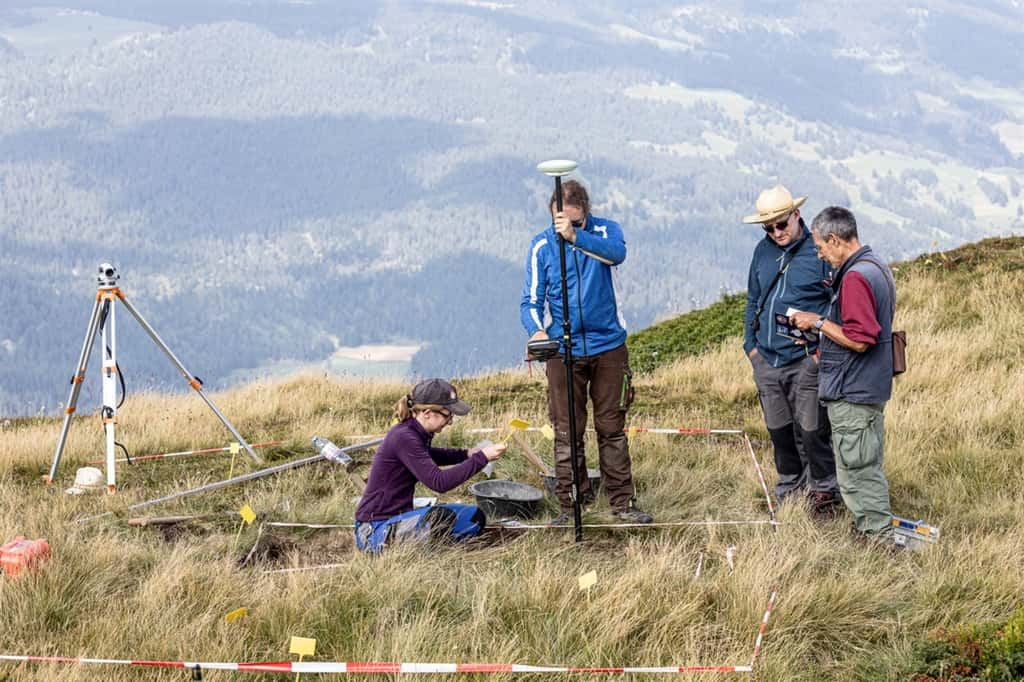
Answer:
[
  {"left": 476, "top": 439, "right": 495, "bottom": 478},
  {"left": 312, "top": 436, "right": 353, "bottom": 468}
]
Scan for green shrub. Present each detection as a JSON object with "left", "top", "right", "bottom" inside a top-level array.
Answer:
[
  {"left": 903, "top": 606, "right": 1024, "bottom": 680},
  {"left": 983, "top": 607, "right": 1024, "bottom": 679},
  {"left": 627, "top": 293, "right": 746, "bottom": 373}
]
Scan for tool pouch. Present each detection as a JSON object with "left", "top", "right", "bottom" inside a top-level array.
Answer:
[{"left": 892, "top": 330, "right": 907, "bottom": 376}]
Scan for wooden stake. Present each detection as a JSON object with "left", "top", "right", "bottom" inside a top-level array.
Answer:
[{"left": 511, "top": 431, "right": 553, "bottom": 477}]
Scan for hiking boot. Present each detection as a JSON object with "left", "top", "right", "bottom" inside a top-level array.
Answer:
[
  {"left": 809, "top": 491, "right": 841, "bottom": 521},
  {"left": 612, "top": 505, "right": 653, "bottom": 524},
  {"left": 851, "top": 528, "right": 903, "bottom": 554},
  {"left": 775, "top": 485, "right": 807, "bottom": 506}
]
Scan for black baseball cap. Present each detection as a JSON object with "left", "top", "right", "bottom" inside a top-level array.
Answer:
[{"left": 411, "top": 378, "right": 472, "bottom": 415}]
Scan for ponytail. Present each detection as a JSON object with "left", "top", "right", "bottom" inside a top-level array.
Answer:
[
  {"left": 392, "top": 394, "right": 446, "bottom": 423},
  {"left": 393, "top": 394, "right": 415, "bottom": 422}
]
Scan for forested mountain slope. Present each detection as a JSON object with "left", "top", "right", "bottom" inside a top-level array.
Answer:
[{"left": 1, "top": 1, "right": 1021, "bottom": 415}]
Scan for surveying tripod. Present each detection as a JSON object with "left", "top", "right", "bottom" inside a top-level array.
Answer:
[{"left": 47, "top": 263, "right": 262, "bottom": 492}]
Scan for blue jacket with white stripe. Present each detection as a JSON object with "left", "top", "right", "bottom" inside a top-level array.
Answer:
[
  {"left": 520, "top": 215, "right": 627, "bottom": 358},
  {"left": 743, "top": 221, "right": 833, "bottom": 367}
]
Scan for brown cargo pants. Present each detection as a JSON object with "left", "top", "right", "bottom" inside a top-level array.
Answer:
[{"left": 545, "top": 344, "right": 635, "bottom": 512}]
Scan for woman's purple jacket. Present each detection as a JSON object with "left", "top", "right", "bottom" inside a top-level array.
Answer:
[{"left": 354, "top": 417, "right": 488, "bottom": 522}]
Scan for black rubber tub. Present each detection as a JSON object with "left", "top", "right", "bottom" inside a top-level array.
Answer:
[
  {"left": 542, "top": 468, "right": 602, "bottom": 497},
  {"left": 469, "top": 480, "right": 544, "bottom": 519}
]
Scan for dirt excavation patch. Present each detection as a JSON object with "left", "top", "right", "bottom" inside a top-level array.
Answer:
[
  {"left": 156, "top": 521, "right": 210, "bottom": 544},
  {"left": 246, "top": 531, "right": 353, "bottom": 568}
]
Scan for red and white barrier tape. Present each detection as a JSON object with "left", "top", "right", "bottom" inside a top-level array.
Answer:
[
  {"left": 342, "top": 427, "right": 744, "bottom": 440},
  {"left": 0, "top": 656, "right": 752, "bottom": 673},
  {"left": 0, "top": 591, "right": 776, "bottom": 674},
  {"left": 750, "top": 589, "right": 778, "bottom": 666},
  {"left": 623, "top": 428, "right": 744, "bottom": 435}
]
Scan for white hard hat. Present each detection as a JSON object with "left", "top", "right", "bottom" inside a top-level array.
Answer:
[{"left": 65, "top": 467, "right": 105, "bottom": 495}]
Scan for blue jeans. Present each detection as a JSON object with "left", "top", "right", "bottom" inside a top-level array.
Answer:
[{"left": 354, "top": 503, "right": 485, "bottom": 553}]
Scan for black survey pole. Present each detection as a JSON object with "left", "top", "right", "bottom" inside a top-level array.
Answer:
[{"left": 553, "top": 174, "right": 584, "bottom": 543}]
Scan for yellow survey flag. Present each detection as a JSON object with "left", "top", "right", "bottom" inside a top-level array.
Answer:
[
  {"left": 239, "top": 504, "right": 256, "bottom": 525},
  {"left": 541, "top": 424, "right": 555, "bottom": 441},
  {"left": 224, "top": 607, "right": 248, "bottom": 623},
  {"left": 290, "top": 636, "right": 317, "bottom": 657},
  {"left": 498, "top": 418, "right": 530, "bottom": 445},
  {"left": 578, "top": 570, "right": 597, "bottom": 591},
  {"left": 227, "top": 441, "right": 242, "bottom": 479}
]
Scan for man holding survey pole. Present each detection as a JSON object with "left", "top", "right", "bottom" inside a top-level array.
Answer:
[
  {"left": 521, "top": 179, "right": 652, "bottom": 526},
  {"left": 743, "top": 185, "right": 840, "bottom": 517}
]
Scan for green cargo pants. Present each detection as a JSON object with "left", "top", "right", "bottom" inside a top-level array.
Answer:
[{"left": 826, "top": 400, "right": 893, "bottom": 537}]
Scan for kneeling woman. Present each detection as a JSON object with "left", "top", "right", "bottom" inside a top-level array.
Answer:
[{"left": 354, "top": 378, "right": 505, "bottom": 552}]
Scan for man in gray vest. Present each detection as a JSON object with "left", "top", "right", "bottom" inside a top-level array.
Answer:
[
  {"left": 743, "top": 185, "right": 839, "bottom": 517},
  {"left": 791, "top": 207, "right": 896, "bottom": 540}
]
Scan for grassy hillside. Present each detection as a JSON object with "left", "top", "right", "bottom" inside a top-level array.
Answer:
[
  {"left": 626, "top": 293, "right": 747, "bottom": 374},
  {"left": 0, "top": 237, "right": 1022, "bottom": 680}
]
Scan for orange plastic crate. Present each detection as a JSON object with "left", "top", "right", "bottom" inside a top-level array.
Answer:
[{"left": 0, "top": 536, "right": 51, "bottom": 577}]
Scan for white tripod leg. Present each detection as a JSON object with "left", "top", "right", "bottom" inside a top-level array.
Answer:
[{"left": 101, "top": 302, "right": 118, "bottom": 493}]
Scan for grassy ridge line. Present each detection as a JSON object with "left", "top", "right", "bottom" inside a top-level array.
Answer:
[
  {"left": 626, "top": 293, "right": 747, "bottom": 374},
  {"left": 0, "top": 236, "right": 1021, "bottom": 680},
  {"left": 626, "top": 236, "right": 1024, "bottom": 376}
]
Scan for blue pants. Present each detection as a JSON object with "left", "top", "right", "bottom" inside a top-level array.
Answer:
[{"left": 354, "top": 503, "right": 486, "bottom": 553}]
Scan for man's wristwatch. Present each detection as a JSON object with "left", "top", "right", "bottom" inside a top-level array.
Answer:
[{"left": 813, "top": 318, "right": 825, "bottom": 330}]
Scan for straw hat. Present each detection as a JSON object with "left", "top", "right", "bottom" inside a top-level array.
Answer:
[
  {"left": 65, "top": 467, "right": 105, "bottom": 495},
  {"left": 742, "top": 185, "right": 807, "bottom": 224}
]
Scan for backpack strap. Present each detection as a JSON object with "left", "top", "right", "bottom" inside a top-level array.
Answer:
[{"left": 851, "top": 257, "right": 896, "bottom": 320}]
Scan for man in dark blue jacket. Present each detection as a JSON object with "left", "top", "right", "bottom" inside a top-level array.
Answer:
[
  {"left": 521, "top": 180, "right": 652, "bottom": 526},
  {"left": 743, "top": 185, "right": 839, "bottom": 515}
]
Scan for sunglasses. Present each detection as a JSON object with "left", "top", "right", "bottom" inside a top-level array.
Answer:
[{"left": 762, "top": 214, "right": 792, "bottom": 233}]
